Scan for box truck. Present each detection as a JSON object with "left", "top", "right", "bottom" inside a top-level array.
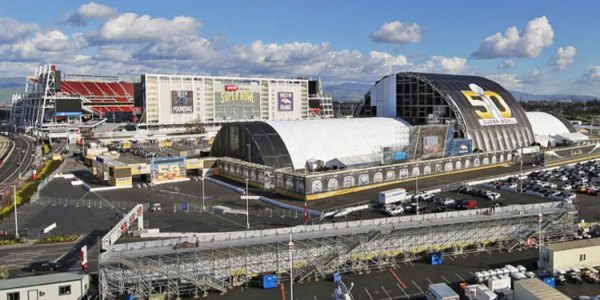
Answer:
[
  {"left": 425, "top": 283, "right": 459, "bottom": 300},
  {"left": 378, "top": 188, "right": 409, "bottom": 205}
]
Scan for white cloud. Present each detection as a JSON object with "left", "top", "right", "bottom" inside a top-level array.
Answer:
[
  {"left": 550, "top": 46, "right": 576, "bottom": 70},
  {"left": 579, "top": 65, "right": 600, "bottom": 83},
  {"left": 0, "top": 30, "right": 87, "bottom": 62},
  {"left": 88, "top": 13, "right": 201, "bottom": 44},
  {"left": 486, "top": 73, "right": 523, "bottom": 90},
  {"left": 472, "top": 16, "right": 553, "bottom": 59},
  {"left": 497, "top": 59, "right": 515, "bottom": 69},
  {"left": 230, "top": 40, "right": 330, "bottom": 74},
  {"left": 416, "top": 56, "right": 467, "bottom": 73},
  {"left": 371, "top": 21, "right": 421, "bottom": 45},
  {"left": 62, "top": 2, "right": 119, "bottom": 26},
  {"left": 0, "top": 17, "right": 39, "bottom": 43}
]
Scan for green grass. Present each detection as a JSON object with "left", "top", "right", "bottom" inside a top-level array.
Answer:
[
  {"left": 35, "top": 233, "right": 80, "bottom": 244},
  {"left": 42, "top": 143, "right": 52, "bottom": 155}
]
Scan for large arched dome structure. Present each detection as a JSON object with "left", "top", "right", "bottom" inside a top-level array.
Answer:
[
  {"left": 359, "top": 72, "right": 535, "bottom": 152},
  {"left": 210, "top": 118, "right": 411, "bottom": 170}
]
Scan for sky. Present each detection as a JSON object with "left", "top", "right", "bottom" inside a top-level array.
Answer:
[{"left": 0, "top": 0, "right": 599, "bottom": 96}]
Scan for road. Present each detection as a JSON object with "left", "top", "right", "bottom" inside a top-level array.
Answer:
[{"left": 0, "top": 133, "right": 36, "bottom": 187}]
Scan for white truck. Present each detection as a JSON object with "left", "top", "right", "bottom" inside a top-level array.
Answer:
[
  {"left": 378, "top": 188, "right": 409, "bottom": 205},
  {"left": 425, "top": 283, "right": 459, "bottom": 300}
]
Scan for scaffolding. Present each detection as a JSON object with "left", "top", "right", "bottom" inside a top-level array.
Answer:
[{"left": 99, "top": 203, "right": 577, "bottom": 299}]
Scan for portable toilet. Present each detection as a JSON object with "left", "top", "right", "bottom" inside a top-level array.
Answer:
[
  {"left": 429, "top": 252, "right": 443, "bottom": 265},
  {"left": 262, "top": 274, "right": 277, "bottom": 289},
  {"left": 333, "top": 272, "right": 343, "bottom": 283}
]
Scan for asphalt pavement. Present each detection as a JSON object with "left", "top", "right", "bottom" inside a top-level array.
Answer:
[{"left": 0, "top": 133, "right": 36, "bottom": 187}]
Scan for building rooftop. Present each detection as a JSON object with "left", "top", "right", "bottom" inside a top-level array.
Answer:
[
  {"left": 0, "top": 272, "right": 86, "bottom": 291},
  {"left": 546, "top": 237, "right": 600, "bottom": 252},
  {"left": 515, "top": 278, "right": 570, "bottom": 300}
]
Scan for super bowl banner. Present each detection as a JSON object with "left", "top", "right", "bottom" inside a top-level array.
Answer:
[
  {"left": 215, "top": 81, "right": 261, "bottom": 120},
  {"left": 461, "top": 83, "right": 517, "bottom": 126},
  {"left": 171, "top": 90, "right": 193, "bottom": 114},
  {"left": 278, "top": 92, "right": 294, "bottom": 111}
]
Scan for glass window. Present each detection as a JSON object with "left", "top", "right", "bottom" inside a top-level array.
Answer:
[
  {"left": 59, "top": 285, "right": 71, "bottom": 296},
  {"left": 7, "top": 292, "right": 20, "bottom": 300}
]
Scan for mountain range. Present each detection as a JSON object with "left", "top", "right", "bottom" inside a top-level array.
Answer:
[{"left": 0, "top": 77, "right": 596, "bottom": 104}]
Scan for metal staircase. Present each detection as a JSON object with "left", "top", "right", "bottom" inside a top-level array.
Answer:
[{"left": 296, "top": 230, "right": 381, "bottom": 282}]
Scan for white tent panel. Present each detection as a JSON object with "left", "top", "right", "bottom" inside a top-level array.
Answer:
[
  {"left": 526, "top": 112, "right": 571, "bottom": 136},
  {"left": 265, "top": 118, "right": 410, "bottom": 169}
]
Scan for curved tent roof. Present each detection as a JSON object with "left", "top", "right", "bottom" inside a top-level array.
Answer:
[
  {"left": 210, "top": 118, "right": 411, "bottom": 170},
  {"left": 526, "top": 112, "right": 574, "bottom": 136},
  {"left": 265, "top": 118, "right": 410, "bottom": 169}
]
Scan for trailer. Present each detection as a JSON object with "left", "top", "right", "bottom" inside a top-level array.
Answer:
[
  {"left": 425, "top": 283, "right": 459, "bottom": 300},
  {"left": 378, "top": 188, "right": 409, "bottom": 205}
]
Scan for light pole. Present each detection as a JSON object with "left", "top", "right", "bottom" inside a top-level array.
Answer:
[
  {"left": 201, "top": 175, "right": 206, "bottom": 212},
  {"left": 13, "top": 185, "right": 19, "bottom": 239},
  {"left": 245, "top": 178, "right": 250, "bottom": 229},
  {"left": 415, "top": 165, "right": 420, "bottom": 215},
  {"left": 246, "top": 144, "right": 251, "bottom": 163},
  {"left": 288, "top": 233, "right": 294, "bottom": 300},
  {"left": 519, "top": 154, "right": 524, "bottom": 193}
]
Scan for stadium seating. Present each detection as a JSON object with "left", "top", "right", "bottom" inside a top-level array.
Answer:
[{"left": 61, "top": 80, "right": 136, "bottom": 115}]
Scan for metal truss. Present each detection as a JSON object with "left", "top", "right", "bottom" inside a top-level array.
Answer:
[{"left": 99, "top": 204, "right": 577, "bottom": 299}]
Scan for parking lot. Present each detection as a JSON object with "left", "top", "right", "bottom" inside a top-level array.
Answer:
[{"left": 205, "top": 248, "right": 600, "bottom": 300}]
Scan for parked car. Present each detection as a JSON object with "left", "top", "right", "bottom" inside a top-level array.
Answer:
[
  {"left": 458, "top": 200, "right": 478, "bottom": 209},
  {"left": 28, "top": 260, "right": 65, "bottom": 274},
  {"left": 437, "top": 198, "right": 457, "bottom": 206},
  {"left": 561, "top": 184, "right": 572, "bottom": 191}
]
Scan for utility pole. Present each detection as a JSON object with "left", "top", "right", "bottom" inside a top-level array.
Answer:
[
  {"left": 201, "top": 175, "right": 205, "bottom": 212},
  {"left": 13, "top": 185, "right": 19, "bottom": 239},
  {"left": 245, "top": 178, "right": 250, "bottom": 229},
  {"left": 415, "top": 165, "right": 419, "bottom": 215},
  {"left": 538, "top": 206, "right": 543, "bottom": 270},
  {"left": 288, "top": 233, "right": 294, "bottom": 300}
]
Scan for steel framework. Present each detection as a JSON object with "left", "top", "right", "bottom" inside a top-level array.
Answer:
[{"left": 99, "top": 203, "right": 577, "bottom": 299}]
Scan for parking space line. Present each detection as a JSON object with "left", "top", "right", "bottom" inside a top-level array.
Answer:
[
  {"left": 381, "top": 285, "right": 392, "bottom": 299},
  {"left": 388, "top": 268, "right": 407, "bottom": 289},
  {"left": 440, "top": 275, "right": 451, "bottom": 284},
  {"left": 447, "top": 256, "right": 455, "bottom": 261},
  {"left": 425, "top": 277, "right": 434, "bottom": 284},
  {"left": 396, "top": 283, "right": 411, "bottom": 299},
  {"left": 364, "top": 287, "right": 375, "bottom": 300},
  {"left": 411, "top": 280, "right": 424, "bottom": 294},
  {"left": 455, "top": 273, "right": 465, "bottom": 281},
  {"left": 407, "top": 261, "right": 414, "bottom": 266}
]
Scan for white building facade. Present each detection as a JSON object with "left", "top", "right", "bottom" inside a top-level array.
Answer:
[{"left": 140, "top": 74, "right": 309, "bottom": 125}]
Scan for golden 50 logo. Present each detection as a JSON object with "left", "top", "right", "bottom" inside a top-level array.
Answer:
[{"left": 461, "top": 83, "right": 517, "bottom": 126}]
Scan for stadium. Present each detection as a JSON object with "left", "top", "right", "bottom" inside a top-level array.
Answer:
[{"left": 4, "top": 66, "right": 599, "bottom": 300}]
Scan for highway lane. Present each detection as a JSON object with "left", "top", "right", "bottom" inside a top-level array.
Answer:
[{"left": 0, "top": 133, "right": 36, "bottom": 187}]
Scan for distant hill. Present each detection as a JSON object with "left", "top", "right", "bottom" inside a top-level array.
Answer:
[
  {"left": 323, "top": 82, "right": 371, "bottom": 102},
  {"left": 323, "top": 81, "right": 599, "bottom": 103},
  {"left": 510, "top": 90, "right": 598, "bottom": 102}
]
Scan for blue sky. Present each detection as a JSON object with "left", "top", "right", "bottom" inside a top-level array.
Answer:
[{"left": 0, "top": 1, "right": 599, "bottom": 95}]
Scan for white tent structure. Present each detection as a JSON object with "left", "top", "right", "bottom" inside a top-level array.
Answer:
[
  {"left": 266, "top": 118, "right": 411, "bottom": 169},
  {"left": 526, "top": 112, "right": 588, "bottom": 147}
]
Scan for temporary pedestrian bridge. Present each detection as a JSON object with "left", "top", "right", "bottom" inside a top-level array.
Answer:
[{"left": 99, "top": 202, "right": 577, "bottom": 299}]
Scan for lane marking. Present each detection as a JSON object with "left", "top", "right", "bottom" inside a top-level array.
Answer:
[
  {"left": 411, "top": 280, "right": 424, "bottom": 294},
  {"left": 388, "top": 268, "right": 407, "bottom": 289},
  {"left": 381, "top": 285, "right": 392, "bottom": 299}
]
